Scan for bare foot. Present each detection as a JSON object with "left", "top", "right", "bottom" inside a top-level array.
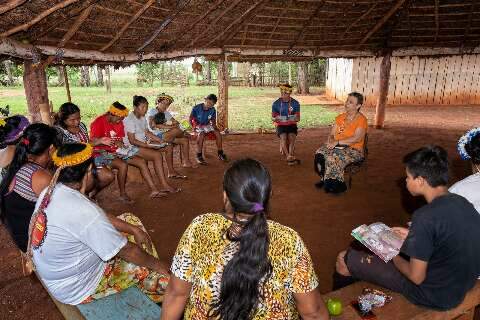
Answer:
[
  {"left": 150, "top": 191, "right": 168, "bottom": 198},
  {"left": 160, "top": 187, "right": 182, "bottom": 193},
  {"left": 119, "top": 194, "right": 135, "bottom": 204}
]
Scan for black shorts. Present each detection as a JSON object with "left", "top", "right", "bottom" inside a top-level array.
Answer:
[{"left": 276, "top": 125, "right": 298, "bottom": 137}]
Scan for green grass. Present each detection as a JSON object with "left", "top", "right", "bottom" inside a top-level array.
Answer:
[{"left": 0, "top": 85, "right": 337, "bottom": 131}]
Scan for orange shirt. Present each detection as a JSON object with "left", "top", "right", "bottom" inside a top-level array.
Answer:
[{"left": 334, "top": 112, "right": 368, "bottom": 151}]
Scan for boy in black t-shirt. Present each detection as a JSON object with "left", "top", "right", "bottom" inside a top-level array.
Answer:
[{"left": 334, "top": 145, "right": 480, "bottom": 310}]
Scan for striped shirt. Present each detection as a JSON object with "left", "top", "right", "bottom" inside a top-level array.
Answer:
[{"left": 12, "top": 163, "right": 42, "bottom": 202}]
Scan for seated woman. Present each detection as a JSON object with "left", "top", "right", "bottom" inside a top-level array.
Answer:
[
  {"left": 28, "top": 143, "right": 170, "bottom": 305},
  {"left": 0, "top": 115, "right": 30, "bottom": 180},
  {"left": 449, "top": 127, "right": 480, "bottom": 212},
  {"left": 54, "top": 102, "right": 114, "bottom": 197},
  {"left": 161, "top": 158, "right": 329, "bottom": 320},
  {"left": 90, "top": 102, "right": 168, "bottom": 201},
  {"left": 147, "top": 93, "right": 196, "bottom": 168},
  {"left": 124, "top": 95, "right": 181, "bottom": 192},
  {"left": 0, "top": 123, "right": 56, "bottom": 252},
  {"left": 314, "top": 92, "right": 368, "bottom": 194}
]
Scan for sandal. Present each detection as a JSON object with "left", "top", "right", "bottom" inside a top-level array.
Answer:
[
  {"left": 160, "top": 187, "right": 182, "bottom": 194},
  {"left": 168, "top": 174, "right": 188, "bottom": 179},
  {"left": 150, "top": 191, "right": 168, "bottom": 199},
  {"left": 287, "top": 159, "right": 301, "bottom": 166},
  {"left": 119, "top": 195, "right": 135, "bottom": 203}
]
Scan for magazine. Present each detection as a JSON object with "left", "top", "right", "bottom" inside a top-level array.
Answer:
[
  {"left": 277, "top": 115, "right": 297, "bottom": 123},
  {"left": 351, "top": 222, "right": 404, "bottom": 262}
]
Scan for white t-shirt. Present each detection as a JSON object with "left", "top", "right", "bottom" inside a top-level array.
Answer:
[
  {"left": 449, "top": 173, "right": 480, "bottom": 212},
  {"left": 32, "top": 184, "right": 127, "bottom": 305},
  {"left": 146, "top": 108, "right": 173, "bottom": 135},
  {"left": 123, "top": 112, "right": 148, "bottom": 146}
]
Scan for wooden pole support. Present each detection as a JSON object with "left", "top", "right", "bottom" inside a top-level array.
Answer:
[
  {"left": 63, "top": 65, "right": 72, "bottom": 102},
  {"left": 374, "top": 51, "right": 392, "bottom": 129},
  {"left": 105, "top": 66, "right": 112, "bottom": 93},
  {"left": 23, "top": 60, "right": 49, "bottom": 123},
  {"left": 217, "top": 56, "right": 229, "bottom": 131}
]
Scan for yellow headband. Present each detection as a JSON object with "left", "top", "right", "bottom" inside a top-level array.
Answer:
[
  {"left": 52, "top": 143, "right": 93, "bottom": 167},
  {"left": 109, "top": 104, "right": 129, "bottom": 117},
  {"left": 156, "top": 93, "right": 174, "bottom": 104},
  {"left": 279, "top": 84, "right": 293, "bottom": 93},
  {"left": 0, "top": 118, "right": 5, "bottom": 127}
]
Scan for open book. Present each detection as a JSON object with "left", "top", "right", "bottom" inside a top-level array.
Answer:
[{"left": 351, "top": 223, "right": 404, "bottom": 263}]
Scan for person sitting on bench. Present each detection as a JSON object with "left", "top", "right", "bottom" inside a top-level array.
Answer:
[
  {"left": 450, "top": 127, "right": 480, "bottom": 212},
  {"left": 161, "top": 158, "right": 329, "bottom": 319},
  {"left": 334, "top": 145, "right": 480, "bottom": 311},
  {"left": 189, "top": 94, "right": 227, "bottom": 165},
  {"left": 28, "top": 143, "right": 170, "bottom": 305},
  {"left": 314, "top": 92, "right": 367, "bottom": 194}
]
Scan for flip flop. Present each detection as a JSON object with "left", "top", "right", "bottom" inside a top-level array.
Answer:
[
  {"left": 119, "top": 195, "right": 135, "bottom": 203},
  {"left": 149, "top": 191, "right": 168, "bottom": 199},
  {"left": 168, "top": 174, "right": 188, "bottom": 179},
  {"left": 160, "top": 187, "right": 182, "bottom": 194},
  {"left": 287, "top": 159, "right": 301, "bottom": 166}
]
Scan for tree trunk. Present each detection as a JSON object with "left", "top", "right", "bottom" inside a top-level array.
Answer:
[
  {"left": 80, "top": 66, "right": 90, "bottom": 87},
  {"left": 160, "top": 63, "right": 165, "bottom": 87},
  {"left": 206, "top": 61, "right": 211, "bottom": 84},
  {"left": 57, "top": 65, "right": 65, "bottom": 86},
  {"left": 105, "top": 65, "right": 112, "bottom": 93},
  {"left": 23, "top": 60, "right": 49, "bottom": 122},
  {"left": 63, "top": 65, "right": 72, "bottom": 102},
  {"left": 3, "top": 61, "right": 14, "bottom": 85},
  {"left": 374, "top": 52, "right": 392, "bottom": 129},
  {"left": 297, "top": 62, "right": 309, "bottom": 94},
  {"left": 288, "top": 63, "right": 292, "bottom": 85},
  {"left": 217, "top": 56, "right": 229, "bottom": 131},
  {"left": 96, "top": 65, "right": 104, "bottom": 86}
]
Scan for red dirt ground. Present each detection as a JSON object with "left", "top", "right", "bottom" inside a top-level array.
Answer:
[{"left": 0, "top": 105, "right": 479, "bottom": 319}]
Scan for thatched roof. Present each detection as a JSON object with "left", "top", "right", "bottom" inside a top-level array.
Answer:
[{"left": 0, "top": 0, "right": 479, "bottom": 64}]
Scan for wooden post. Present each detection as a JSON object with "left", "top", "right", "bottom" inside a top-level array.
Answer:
[
  {"left": 105, "top": 65, "right": 112, "bottom": 93},
  {"left": 63, "top": 65, "right": 72, "bottom": 102},
  {"left": 217, "top": 56, "right": 229, "bottom": 131},
  {"left": 23, "top": 60, "right": 49, "bottom": 122},
  {"left": 297, "top": 61, "right": 309, "bottom": 94},
  {"left": 374, "top": 51, "right": 392, "bottom": 129}
]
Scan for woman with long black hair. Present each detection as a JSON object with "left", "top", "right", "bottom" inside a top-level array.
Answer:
[
  {"left": 161, "top": 158, "right": 328, "bottom": 319},
  {"left": 0, "top": 115, "right": 30, "bottom": 179},
  {"left": 0, "top": 123, "right": 56, "bottom": 252}
]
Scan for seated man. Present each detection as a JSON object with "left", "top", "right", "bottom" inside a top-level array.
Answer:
[
  {"left": 272, "top": 83, "right": 300, "bottom": 165},
  {"left": 334, "top": 145, "right": 480, "bottom": 311},
  {"left": 314, "top": 92, "right": 367, "bottom": 194},
  {"left": 29, "top": 143, "right": 169, "bottom": 305},
  {"left": 189, "top": 94, "right": 227, "bottom": 165},
  {"left": 449, "top": 127, "right": 480, "bottom": 212}
]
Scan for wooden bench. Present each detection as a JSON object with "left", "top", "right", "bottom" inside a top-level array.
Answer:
[
  {"left": 324, "top": 281, "right": 480, "bottom": 319},
  {"left": 40, "top": 278, "right": 161, "bottom": 320}
]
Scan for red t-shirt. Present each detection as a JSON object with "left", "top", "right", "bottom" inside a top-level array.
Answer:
[{"left": 90, "top": 114, "right": 125, "bottom": 154}]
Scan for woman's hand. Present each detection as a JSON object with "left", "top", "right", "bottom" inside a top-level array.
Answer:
[
  {"left": 133, "top": 227, "right": 154, "bottom": 253},
  {"left": 326, "top": 141, "right": 337, "bottom": 149},
  {"left": 98, "top": 137, "right": 113, "bottom": 146},
  {"left": 392, "top": 227, "right": 409, "bottom": 241}
]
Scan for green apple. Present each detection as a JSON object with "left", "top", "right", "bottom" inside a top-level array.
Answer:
[{"left": 327, "top": 298, "right": 343, "bottom": 316}]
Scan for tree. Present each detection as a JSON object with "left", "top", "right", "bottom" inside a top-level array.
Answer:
[
  {"left": 80, "top": 66, "right": 90, "bottom": 87},
  {"left": 96, "top": 65, "right": 104, "bottom": 86},
  {"left": 136, "top": 62, "right": 163, "bottom": 86},
  {"left": 57, "top": 66, "right": 65, "bottom": 86},
  {"left": 297, "top": 62, "right": 309, "bottom": 94}
]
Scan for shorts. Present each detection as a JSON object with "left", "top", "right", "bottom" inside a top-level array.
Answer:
[
  {"left": 94, "top": 152, "right": 116, "bottom": 167},
  {"left": 276, "top": 124, "right": 298, "bottom": 137},
  {"left": 195, "top": 125, "right": 215, "bottom": 134},
  {"left": 154, "top": 132, "right": 164, "bottom": 140}
]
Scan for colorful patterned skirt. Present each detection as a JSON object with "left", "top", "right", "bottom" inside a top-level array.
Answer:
[
  {"left": 315, "top": 145, "right": 363, "bottom": 182},
  {"left": 82, "top": 213, "right": 169, "bottom": 304}
]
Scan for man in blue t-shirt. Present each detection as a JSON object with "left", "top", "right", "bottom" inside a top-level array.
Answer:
[
  {"left": 272, "top": 83, "right": 300, "bottom": 165},
  {"left": 334, "top": 145, "right": 480, "bottom": 311},
  {"left": 189, "top": 94, "right": 227, "bottom": 164}
]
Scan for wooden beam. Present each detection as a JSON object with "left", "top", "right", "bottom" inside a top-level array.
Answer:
[
  {"left": 434, "top": 0, "right": 439, "bottom": 41},
  {"left": 342, "top": 3, "right": 377, "bottom": 38},
  {"left": 168, "top": 0, "right": 225, "bottom": 49},
  {"left": 217, "top": 55, "right": 228, "bottom": 131},
  {"left": 206, "top": 0, "right": 267, "bottom": 47},
  {"left": 23, "top": 60, "right": 49, "bottom": 123},
  {"left": 58, "top": 4, "right": 94, "bottom": 48},
  {"left": 137, "top": 0, "right": 192, "bottom": 52},
  {"left": 0, "top": 0, "right": 82, "bottom": 38},
  {"left": 360, "top": 0, "right": 407, "bottom": 44},
  {"left": 289, "top": 1, "right": 325, "bottom": 49},
  {"left": 185, "top": 0, "right": 243, "bottom": 49},
  {"left": 101, "top": 0, "right": 154, "bottom": 52},
  {"left": 0, "top": 0, "right": 28, "bottom": 15},
  {"left": 374, "top": 51, "right": 391, "bottom": 129}
]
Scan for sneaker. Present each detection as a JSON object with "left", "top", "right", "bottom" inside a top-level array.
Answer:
[
  {"left": 314, "top": 180, "right": 324, "bottom": 189},
  {"left": 218, "top": 152, "right": 228, "bottom": 162},
  {"left": 196, "top": 155, "right": 207, "bottom": 165},
  {"left": 324, "top": 179, "right": 347, "bottom": 194}
]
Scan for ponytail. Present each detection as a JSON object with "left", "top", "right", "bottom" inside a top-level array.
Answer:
[{"left": 210, "top": 158, "right": 272, "bottom": 320}]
